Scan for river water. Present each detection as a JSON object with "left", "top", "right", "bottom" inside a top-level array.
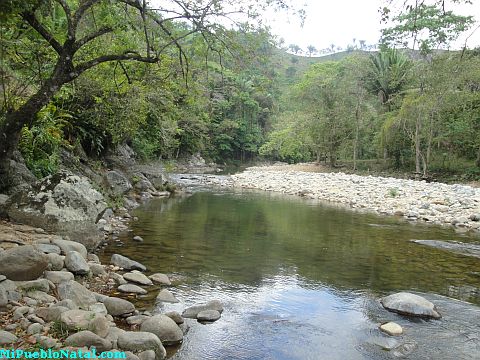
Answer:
[{"left": 99, "top": 188, "right": 480, "bottom": 359}]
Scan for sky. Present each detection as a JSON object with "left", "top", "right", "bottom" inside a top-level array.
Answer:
[{"left": 263, "top": 0, "right": 480, "bottom": 54}]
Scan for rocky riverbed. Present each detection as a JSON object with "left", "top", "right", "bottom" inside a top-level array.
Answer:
[
  {"left": 226, "top": 166, "right": 480, "bottom": 232},
  {"left": 172, "top": 167, "right": 480, "bottom": 232},
  {"left": 0, "top": 220, "right": 225, "bottom": 360}
]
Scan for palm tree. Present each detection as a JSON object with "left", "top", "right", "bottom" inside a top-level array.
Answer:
[
  {"left": 366, "top": 49, "right": 411, "bottom": 108},
  {"left": 288, "top": 44, "right": 301, "bottom": 54},
  {"left": 307, "top": 45, "right": 317, "bottom": 57}
]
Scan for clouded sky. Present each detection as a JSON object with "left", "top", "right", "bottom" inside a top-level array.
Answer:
[{"left": 264, "top": 0, "right": 480, "bottom": 53}]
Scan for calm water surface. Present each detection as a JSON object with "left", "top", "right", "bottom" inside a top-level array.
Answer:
[{"left": 99, "top": 189, "right": 480, "bottom": 359}]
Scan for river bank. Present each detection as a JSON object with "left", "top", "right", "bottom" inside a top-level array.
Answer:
[
  {"left": 172, "top": 165, "right": 480, "bottom": 233},
  {"left": 223, "top": 165, "right": 480, "bottom": 233},
  {"left": 0, "top": 150, "right": 225, "bottom": 359},
  {"left": 0, "top": 211, "right": 224, "bottom": 359}
]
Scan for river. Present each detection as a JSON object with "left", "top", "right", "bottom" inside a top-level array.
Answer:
[{"left": 99, "top": 187, "right": 480, "bottom": 359}]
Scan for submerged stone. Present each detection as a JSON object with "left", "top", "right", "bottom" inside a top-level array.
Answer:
[{"left": 381, "top": 292, "right": 441, "bottom": 319}]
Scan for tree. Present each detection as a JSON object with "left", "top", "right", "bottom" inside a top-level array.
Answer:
[
  {"left": 380, "top": 1, "right": 475, "bottom": 53},
  {"left": 342, "top": 55, "right": 376, "bottom": 170},
  {"left": 365, "top": 49, "right": 411, "bottom": 109},
  {"left": 296, "top": 61, "right": 353, "bottom": 166},
  {"left": 306, "top": 45, "right": 317, "bottom": 57},
  {"left": 0, "top": 0, "right": 294, "bottom": 189},
  {"left": 288, "top": 44, "right": 301, "bottom": 54}
]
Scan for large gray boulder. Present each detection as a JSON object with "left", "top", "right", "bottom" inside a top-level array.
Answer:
[
  {"left": 60, "top": 310, "right": 109, "bottom": 336},
  {"left": 111, "top": 254, "right": 146, "bottom": 271},
  {"left": 140, "top": 314, "right": 183, "bottom": 345},
  {"left": 105, "top": 171, "right": 132, "bottom": 194},
  {"left": 57, "top": 280, "right": 96, "bottom": 309},
  {"left": 118, "top": 331, "right": 166, "bottom": 359},
  {"left": 381, "top": 292, "right": 441, "bottom": 319},
  {"left": 34, "top": 243, "right": 61, "bottom": 255},
  {"left": 52, "top": 239, "right": 87, "bottom": 258},
  {"left": 0, "top": 245, "right": 48, "bottom": 281},
  {"left": 6, "top": 171, "right": 106, "bottom": 249},
  {"left": 60, "top": 310, "right": 96, "bottom": 329},
  {"left": 118, "top": 284, "right": 147, "bottom": 295},
  {"left": 0, "top": 330, "right": 17, "bottom": 345},
  {"left": 131, "top": 164, "right": 168, "bottom": 190},
  {"left": 149, "top": 273, "right": 171, "bottom": 286},
  {"left": 197, "top": 310, "right": 221, "bottom": 322},
  {"left": 64, "top": 251, "right": 90, "bottom": 275},
  {"left": 36, "top": 306, "right": 70, "bottom": 322},
  {"left": 44, "top": 271, "right": 74, "bottom": 284},
  {"left": 155, "top": 289, "right": 178, "bottom": 303},
  {"left": 16, "top": 279, "right": 50, "bottom": 293},
  {"left": 123, "top": 271, "right": 152, "bottom": 286},
  {"left": 65, "top": 331, "right": 112, "bottom": 352},
  {"left": 104, "top": 297, "right": 135, "bottom": 317}
]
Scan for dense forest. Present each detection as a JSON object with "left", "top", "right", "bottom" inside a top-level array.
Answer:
[{"left": 0, "top": 0, "right": 479, "bottom": 189}]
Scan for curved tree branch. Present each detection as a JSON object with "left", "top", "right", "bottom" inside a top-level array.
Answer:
[
  {"left": 73, "top": 52, "right": 158, "bottom": 78},
  {"left": 73, "top": 0, "right": 102, "bottom": 30},
  {"left": 73, "top": 26, "right": 114, "bottom": 52},
  {"left": 21, "top": 12, "right": 63, "bottom": 55},
  {"left": 55, "top": 0, "right": 75, "bottom": 40}
]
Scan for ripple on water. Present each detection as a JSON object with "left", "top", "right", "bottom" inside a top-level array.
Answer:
[{"left": 98, "top": 190, "right": 480, "bottom": 359}]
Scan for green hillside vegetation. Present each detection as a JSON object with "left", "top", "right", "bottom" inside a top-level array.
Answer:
[
  {"left": 0, "top": 0, "right": 479, "bottom": 188},
  {"left": 263, "top": 47, "right": 480, "bottom": 181},
  {"left": 272, "top": 49, "right": 366, "bottom": 85}
]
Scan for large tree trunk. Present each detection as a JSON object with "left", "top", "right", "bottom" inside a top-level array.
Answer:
[
  {"left": 353, "top": 103, "right": 360, "bottom": 171},
  {"left": 0, "top": 58, "right": 68, "bottom": 191},
  {"left": 414, "top": 118, "right": 421, "bottom": 176},
  {"left": 476, "top": 146, "right": 480, "bottom": 168}
]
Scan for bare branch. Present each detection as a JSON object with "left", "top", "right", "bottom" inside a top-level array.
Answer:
[
  {"left": 73, "top": 26, "right": 114, "bottom": 51},
  {"left": 21, "top": 12, "right": 63, "bottom": 55},
  {"left": 54, "top": 0, "right": 75, "bottom": 40},
  {"left": 73, "top": 0, "right": 102, "bottom": 29},
  {"left": 73, "top": 52, "right": 158, "bottom": 78},
  {"left": 141, "top": 0, "right": 151, "bottom": 58}
]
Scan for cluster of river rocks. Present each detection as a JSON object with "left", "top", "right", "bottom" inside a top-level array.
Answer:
[
  {"left": 226, "top": 167, "right": 480, "bottom": 231},
  {"left": 0, "top": 221, "right": 224, "bottom": 359}
]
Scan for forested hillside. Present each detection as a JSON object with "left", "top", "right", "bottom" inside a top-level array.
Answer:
[
  {"left": 0, "top": 0, "right": 479, "bottom": 189},
  {"left": 263, "top": 48, "right": 480, "bottom": 180}
]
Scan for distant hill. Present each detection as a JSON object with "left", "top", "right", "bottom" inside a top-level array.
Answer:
[
  {"left": 270, "top": 47, "right": 449, "bottom": 94},
  {"left": 270, "top": 48, "right": 372, "bottom": 102}
]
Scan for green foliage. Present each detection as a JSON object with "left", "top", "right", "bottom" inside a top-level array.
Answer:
[
  {"left": 18, "top": 103, "right": 72, "bottom": 177},
  {"left": 365, "top": 49, "right": 412, "bottom": 107},
  {"left": 49, "top": 320, "right": 71, "bottom": 340},
  {"left": 2, "top": 0, "right": 479, "bottom": 182},
  {"left": 260, "top": 112, "right": 313, "bottom": 162},
  {"left": 381, "top": 2, "right": 475, "bottom": 52},
  {"left": 388, "top": 188, "right": 399, "bottom": 197}
]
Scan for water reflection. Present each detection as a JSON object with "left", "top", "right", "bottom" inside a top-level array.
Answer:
[{"left": 99, "top": 190, "right": 480, "bottom": 359}]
